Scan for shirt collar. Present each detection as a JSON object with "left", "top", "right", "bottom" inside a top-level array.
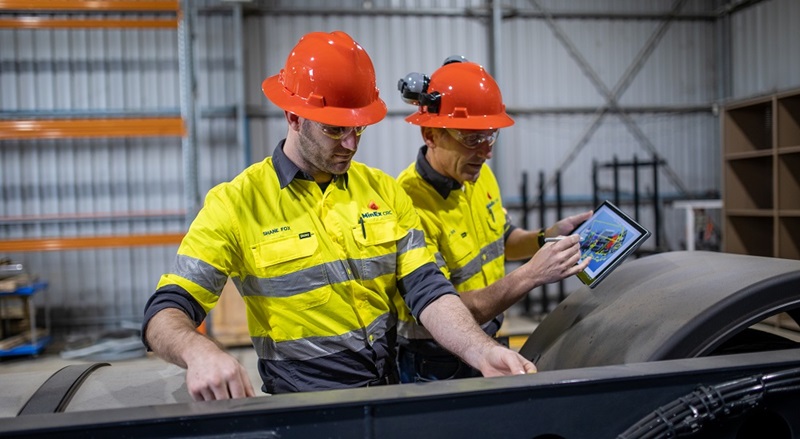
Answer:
[
  {"left": 414, "top": 145, "right": 462, "bottom": 199},
  {"left": 272, "top": 139, "right": 349, "bottom": 189}
]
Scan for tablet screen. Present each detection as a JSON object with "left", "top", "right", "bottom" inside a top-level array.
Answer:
[{"left": 574, "top": 201, "right": 651, "bottom": 288}]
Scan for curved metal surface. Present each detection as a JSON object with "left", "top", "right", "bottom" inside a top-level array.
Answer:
[
  {"left": 520, "top": 251, "right": 800, "bottom": 371},
  {"left": 17, "top": 363, "right": 109, "bottom": 415},
  {"left": 0, "top": 362, "right": 193, "bottom": 418}
]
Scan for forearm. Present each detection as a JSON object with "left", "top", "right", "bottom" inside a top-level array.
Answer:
[
  {"left": 504, "top": 211, "right": 593, "bottom": 261},
  {"left": 461, "top": 232, "right": 588, "bottom": 323},
  {"left": 504, "top": 228, "right": 540, "bottom": 261},
  {"left": 144, "top": 308, "right": 222, "bottom": 368},
  {"left": 459, "top": 265, "right": 543, "bottom": 324},
  {"left": 145, "top": 308, "right": 255, "bottom": 400},
  {"left": 419, "top": 294, "right": 500, "bottom": 369}
]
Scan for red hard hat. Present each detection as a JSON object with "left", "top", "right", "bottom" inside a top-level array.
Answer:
[
  {"left": 405, "top": 61, "right": 513, "bottom": 130},
  {"left": 262, "top": 31, "right": 387, "bottom": 127}
]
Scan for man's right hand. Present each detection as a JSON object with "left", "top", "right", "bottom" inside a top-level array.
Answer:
[
  {"left": 144, "top": 308, "right": 257, "bottom": 401},
  {"left": 528, "top": 234, "right": 589, "bottom": 284},
  {"left": 184, "top": 344, "right": 257, "bottom": 401}
]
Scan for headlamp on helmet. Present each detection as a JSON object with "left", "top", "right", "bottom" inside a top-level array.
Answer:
[
  {"left": 397, "top": 56, "right": 468, "bottom": 116},
  {"left": 400, "top": 55, "right": 513, "bottom": 130}
]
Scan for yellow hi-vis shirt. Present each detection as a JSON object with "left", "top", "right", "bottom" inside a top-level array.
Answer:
[
  {"left": 150, "top": 143, "right": 442, "bottom": 393},
  {"left": 396, "top": 150, "right": 508, "bottom": 343}
]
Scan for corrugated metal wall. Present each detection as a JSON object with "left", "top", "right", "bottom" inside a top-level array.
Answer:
[
  {"left": 497, "top": 2, "right": 720, "bottom": 271},
  {"left": 2, "top": 0, "right": 798, "bottom": 336},
  {"left": 729, "top": 0, "right": 800, "bottom": 98}
]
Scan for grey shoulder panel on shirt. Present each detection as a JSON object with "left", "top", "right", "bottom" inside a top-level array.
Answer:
[{"left": 398, "top": 262, "right": 457, "bottom": 321}]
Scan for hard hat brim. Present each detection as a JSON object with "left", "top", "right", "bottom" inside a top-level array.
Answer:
[
  {"left": 404, "top": 111, "right": 514, "bottom": 130},
  {"left": 263, "top": 75, "right": 388, "bottom": 127}
]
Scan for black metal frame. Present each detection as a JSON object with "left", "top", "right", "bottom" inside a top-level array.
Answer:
[{"left": 592, "top": 155, "right": 665, "bottom": 250}]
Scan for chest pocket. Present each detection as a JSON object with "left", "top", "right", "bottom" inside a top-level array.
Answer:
[
  {"left": 352, "top": 218, "right": 401, "bottom": 280},
  {"left": 253, "top": 232, "right": 319, "bottom": 272},
  {"left": 485, "top": 200, "right": 504, "bottom": 232},
  {"left": 353, "top": 219, "right": 399, "bottom": 246},
  {"left": 444, "top": 230, "right": 476, "bottom": 270},
  {"left": 251, "top": 232, "right": 329, "bottom": 309}
]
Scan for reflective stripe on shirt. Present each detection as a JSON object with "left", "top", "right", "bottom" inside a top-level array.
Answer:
[
  {"left": 253, "top": 312, "right": 396, "bottom": 361},
  {"left": 449, "top": 235, "right": 505, "bottom": 286}
]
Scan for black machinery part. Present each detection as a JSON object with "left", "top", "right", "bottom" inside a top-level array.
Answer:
[
  {"left": 520, "top": 251, "right": 800, "bottom": 370},
  {"left": 17, "top": 363, "right": 109, "bottom": 416}
]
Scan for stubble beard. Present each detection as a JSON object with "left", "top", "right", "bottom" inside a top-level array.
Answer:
[{"left": 298, "top": 120, "right": 353, "bottom": 179}]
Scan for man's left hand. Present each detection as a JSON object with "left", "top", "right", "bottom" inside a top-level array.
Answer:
[{"left": 548, "top": 210, "right": 592, "bottom": 237}]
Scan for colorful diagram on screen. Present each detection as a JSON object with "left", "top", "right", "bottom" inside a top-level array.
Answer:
[
  {"left": 579, "top": 223, "right": 626, "bottom": 262},
  {"left": 576, "top": 207, "right": 636, "bottom": 275},
  {"left": 572, "top": 202, "right": 650, "bottom": 286}
]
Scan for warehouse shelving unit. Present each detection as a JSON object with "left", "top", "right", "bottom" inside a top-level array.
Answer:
[
  {"left": 0, "top": 0, "right": 190, "bottom": 253},
  {"left": 722, "top": 88, "right": 800, "bottom": 259}
]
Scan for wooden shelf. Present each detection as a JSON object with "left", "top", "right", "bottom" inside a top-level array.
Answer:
[
  {"left": 722, "top": 88, "right": 800, "bottom": 259},
  {"left": 779, "top": 145, "right": 800, "bottom": 154},
  {"left": 779, "top": 152, "right": 800, "bottom": 210},
  {"left": 0, "top": 1, "right": 179, "bottom": 12},
  {"left": 0, "top": 0, "right": 179, "bottom": 28},
  {"left": 724, "top": 149, "right": 774, "bottom": 160},
  {"left": 724, "top": 209, "right": 775, "bottom": 217},
  {"left": 723, "top": 155, "right": 773, "bottom": 210},
  {"left": 779, "top": 217, "right": 800, "bottom": 259},
  {"left": 724, "top": 216, "right": 774, "bottom": 257},
  {"left": 0, "top": 234, "right": 185, "bottom": 252},
  {"left": 0, "top": 17, "right": 177, "bottom": 28},
  {"left": 723, "top": 99, "right": 772, "bottom": 154},
  {"left": 778, "top": 94, "right": 800, "bottom": 149},
  {"left": 0, "top": 117, "right": 185, "bottom": 140}
]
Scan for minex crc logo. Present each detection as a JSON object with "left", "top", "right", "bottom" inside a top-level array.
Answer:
[{"left": 361, "top": 210, "right": 392, "bottom": 219}]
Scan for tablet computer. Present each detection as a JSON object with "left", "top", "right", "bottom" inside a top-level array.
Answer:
[{"left": 573, "top": 200, "right": 651, "bottom": 288}]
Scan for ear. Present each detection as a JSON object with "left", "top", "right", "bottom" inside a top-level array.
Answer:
[
  {"left": 421, "top": 127, "right": 439, "bottom": 149},
  {"left": 285, "top": 111, "right": 302, "bottom": 131}
]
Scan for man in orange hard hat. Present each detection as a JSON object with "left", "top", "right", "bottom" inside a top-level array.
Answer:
[
  {"left": 142, "top": 32, "right": 535, "bottom": 399},
  {"left": 395, "top": 57, "right": 591, "bottom": 382}
]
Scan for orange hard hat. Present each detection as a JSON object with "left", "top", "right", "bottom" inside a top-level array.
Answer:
[
  {"left": 262, "top": 31, "right": 387, "bottom": 127},
  {"left": 400, "top": 60, "right": 513, "bottom": 130}
]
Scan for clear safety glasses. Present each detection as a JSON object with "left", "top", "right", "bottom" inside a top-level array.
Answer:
[
  {"left": 317, "top": 122, "right": 367, "bottom": 140},
  {"left": 445, "top": 128, "right": 499, "bottom": 149}
]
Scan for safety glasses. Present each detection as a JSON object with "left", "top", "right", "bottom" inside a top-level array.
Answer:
[
  {"left": 445, "top": 128, "right": 499, "bottom": 148},
  {"left": 317, "top": 122, "right": 367, "bottom": 140}
]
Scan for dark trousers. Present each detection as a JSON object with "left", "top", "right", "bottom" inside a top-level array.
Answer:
[
  {"left": 397, "top": 345, "right": 481, "bottom": 383},
  {"left": 397, "top": 336, "right": 510, "bottom": 383}
]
